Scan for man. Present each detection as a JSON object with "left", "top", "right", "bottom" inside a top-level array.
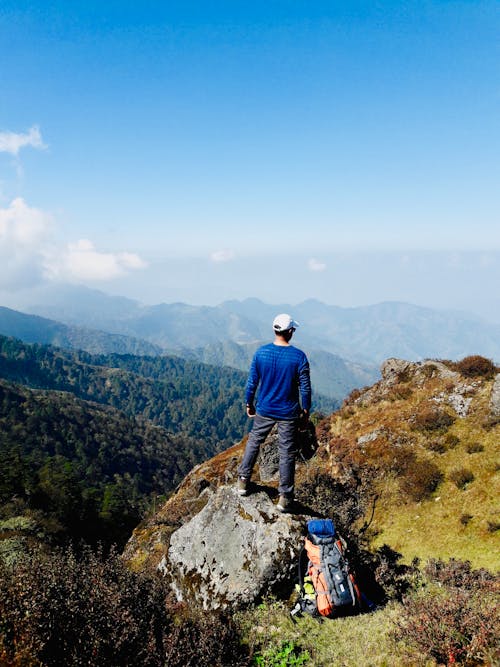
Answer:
[{"left": 237, "top": 313, "right": 312, "bottom": 512}]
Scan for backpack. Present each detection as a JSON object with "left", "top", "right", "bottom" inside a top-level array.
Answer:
[{"left": 292, "top": 519, "right": 361, "bottom": 619}]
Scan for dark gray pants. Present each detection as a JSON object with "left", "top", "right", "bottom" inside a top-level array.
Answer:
[{"left": 238, "top": 414, "right": 298, "bottom": 497}]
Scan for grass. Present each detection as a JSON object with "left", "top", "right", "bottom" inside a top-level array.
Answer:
[
  {"left": 237, "top": 599, "right": 434, "bottom": 667},
  {"left": 325, "top": 376, "right": 500, "bottom": 571}
]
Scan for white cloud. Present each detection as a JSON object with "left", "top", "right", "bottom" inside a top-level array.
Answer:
[
  {"left": 0, "top": 126, "right": 47, "bottom": 156},
  {"left": 210, "top": 248, "right": 235, "bottom": 263},
  {"left": 0, "top": 198, "right": 53, "bottom": 288},
  {"left": 307, "top": 257, "right": 327, "bottom": 272},
  {"left": 0, "top": 198, "right": 146, "bottom": 289},
  {"left": 45, "top": 239, "right": 147, "bottom": 282}
]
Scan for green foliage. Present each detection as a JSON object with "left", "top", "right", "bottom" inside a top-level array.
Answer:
[
  {"left": 0, "top": 334, "right": 248, "bottom": 448},
  {"left": 253, "top": 641, "right": 310, "bottom": 666},
  {"left": 0, "top": 380, "right": 208, "bottom": 546}
]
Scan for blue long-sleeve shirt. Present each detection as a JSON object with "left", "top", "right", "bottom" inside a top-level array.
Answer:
[{"left": 245, "top": 343, "right": 312, "bottom": 419}]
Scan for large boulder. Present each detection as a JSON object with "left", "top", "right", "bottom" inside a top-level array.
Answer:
[{"left": 160, "top": 485, "right": 310, "bottom": 610}]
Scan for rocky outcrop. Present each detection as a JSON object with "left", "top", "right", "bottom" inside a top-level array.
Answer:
[
  {"left": 490, "top": 373, "right": 500, "bottom": 420},
  {"left": 161, "top": 486, "right": 310, "bottom": 610}
]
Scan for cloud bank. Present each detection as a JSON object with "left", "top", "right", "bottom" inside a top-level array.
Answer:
[
  {"left": 0, "top": 126, "right": 47, "bottom": 156},
  {"left": 0, "top": 198, "right": 146, "bottom": 289}
]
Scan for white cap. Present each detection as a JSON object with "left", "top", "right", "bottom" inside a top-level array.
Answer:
[{"left": 273, "top": 313, "right": 299, "bottom": 332}]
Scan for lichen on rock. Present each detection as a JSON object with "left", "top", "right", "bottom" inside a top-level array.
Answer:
[{"left": 163, "top": 486, "right": 311, "bottom": 610}]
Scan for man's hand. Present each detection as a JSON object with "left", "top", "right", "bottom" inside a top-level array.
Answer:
[
  {"left": 246, "top": 403, "right": 256, "bottom": 418},
  {"left": 298, "top": 409, "right": 309, "bottom": 430}
]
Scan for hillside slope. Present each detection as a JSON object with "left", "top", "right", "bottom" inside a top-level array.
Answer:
[
  {"left": 0, "top": 334, "right": 248, "bottom": 448},
  {"left": 0, "top": 379, "right": 209, "bottom": 547},
  {"left": 125, "top": 356, "right": 500, "bottom": 575}
]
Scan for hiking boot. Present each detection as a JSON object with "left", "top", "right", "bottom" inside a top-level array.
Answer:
[
  {"left": 277, "top": 495, "right": 293, "bottom": 513},
  {"left": 237, "top": 477, "right": 249, "bottom": 496}
]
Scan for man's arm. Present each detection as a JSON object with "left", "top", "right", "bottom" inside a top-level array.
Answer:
[
  {"left": 298, "top": 355, "right": 312, "bottom": 427},
  {"left": 245, "top": 352, "right": 260, "bottom": 417}
]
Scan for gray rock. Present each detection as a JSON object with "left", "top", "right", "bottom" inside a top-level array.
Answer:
[
  {"left": 164, "top": 485, "right": 309, "bottom": 610},
  {"left": 490, "top": 373, "right": 500, "bottom": 418},
  {"left": 380, "top": 358, "right": 413, "bottom": 384}
]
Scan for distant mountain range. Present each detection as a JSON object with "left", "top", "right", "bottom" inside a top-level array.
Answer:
[
  {"left": 0, "top": 302, "right": 373, "bottom": 406},
  {"left": 21, "top": 285, "right": 500, "bottom": 364}
]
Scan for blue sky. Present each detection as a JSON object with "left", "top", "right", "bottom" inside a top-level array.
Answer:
[{"left": 0, "top": 1, "right": 499, "bottom": 318}]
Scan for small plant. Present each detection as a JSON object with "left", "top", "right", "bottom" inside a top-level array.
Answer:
[
  {"left": 487, "top": 520, "right": 500, "bottom": 533},
  {"left": 449, "top": 467, "right": 475, "bottom": 489},
  {"left": 454, "top": 355, "right": 497, "bottom": 379},
  {"left": 399, "top": 458, "right": 443, "bottom": 501},
  {"left": 253, "top": 641, "right": 310, "bottom": 666},
  {"left": 460, "top": 513, "right": 473, "bottom": 526},
  {"left": 424, "top": 558, "right": 496, "bottom": 589},
  {"left": 426, "top": 439, "right": 447, "bottom": 454},
  {"left": 412, "top": 404, "right": 455, "bottom": 432},
  {"left": 466, "top": 441, "right": 484, "bottom": 454},
  {"left": 444, "top": 433, "right": 460, "bottom": 448}
]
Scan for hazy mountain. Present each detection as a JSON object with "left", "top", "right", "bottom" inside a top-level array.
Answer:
[
  {"left": 22, "top": 286, "right": 500, "bottom": 364},
  {"left": 0, "top": 306, "right": 163, "bottom": 356},
  {"left": 190, "top": 340, "right": 378, "bottom": 404}
]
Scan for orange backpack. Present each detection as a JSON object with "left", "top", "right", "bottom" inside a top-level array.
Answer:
[{"left": 299, "top": 519, "right": 361, "bottom": 617}]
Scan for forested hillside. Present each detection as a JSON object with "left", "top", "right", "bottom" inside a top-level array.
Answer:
[
  {"left": 0, "top": 380, "right": 210, "bottom": 547},
  {"left": 0, "top": 335, "right": 247, "bottom": 448}
]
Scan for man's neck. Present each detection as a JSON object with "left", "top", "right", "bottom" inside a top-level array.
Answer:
[{"left": 273, "top": 334, "right": 291, "bottom": 346}]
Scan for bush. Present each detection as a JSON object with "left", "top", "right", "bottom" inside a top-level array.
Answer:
[
  {"left": 163, "top": 606, "right": 249, "bottom": 667},
  {"left": 466, "top": 441, "right": 484, "bottom": 454},
  {"left": 395, "top": 586, "right": 499, "bottom": 665},
  {"left": 454, "top": 355, "right": 497, "bottom": 379},
  {"left": 412, "top": 404, "right": 455, "bottom": 432},
  {"left": 426, "top": 439, "right": 447, "bottom": 454},
  {"left": 424, "top": 558, "right": 497, "bottom": 589},
  {"left": 399, "top": 459, "right": 443, "bottom": 502},
  {"left": 0, "top": 545, "right": 250, "bottom": 667},
  {"left": 0, "top": 544, "right": 169, "bottom": 666},
  {"left": 445, "top": 434, "right": 460, "bottom": 448},
  {"left": 449, "top": 467, "right": 475, "bottom": 489}
]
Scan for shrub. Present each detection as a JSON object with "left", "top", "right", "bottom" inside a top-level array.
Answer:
[
  {"left": 466, "top": 441, "right": 484, "bottom": 454},
  {"left": 425, "top": 439, "right": 447, "bottom": 454},
  {"left": 424, "top": 558, "right": 497, "bottom": 590},
  {"left": 399, "top": 459, "right": 443, "bottom": 501},
  {"left": 460, "top": 513, "right": 473, "bottom": 526},
  {"left": 449, "top": 467, "right": 475, "bottom": 489},
  {"left": 395, "top": 586, "right": 499, "bottom": 665},
  {"left": 412, "top": 403, "right": 455, "bottom": 432},
  {"left": 163, "top": 606, "right": 249, "bottom": 667},
  {"left": 0, "top": 545, "right": 250, "bottom": 667},
  {"left": 454, "top": 355, "right": 497, "bottom": 379},
  {"left": 0, "top": 544, "right": 169, "bottom": 666},
  {"left": 445, "top": 434, "right": 460, "bottom": 448}
]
